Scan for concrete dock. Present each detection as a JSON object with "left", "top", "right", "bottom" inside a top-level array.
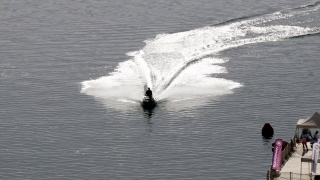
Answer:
[{"left": 271, "top": 142, "right": 320, "bottom": 180}]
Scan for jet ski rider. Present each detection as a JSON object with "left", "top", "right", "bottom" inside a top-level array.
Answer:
[{"left": 145, "top": 88, "right": 153, "bottom": 98}]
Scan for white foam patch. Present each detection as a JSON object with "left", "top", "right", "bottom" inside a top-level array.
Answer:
[
  {"left": 81, "top": 60, "right": 144, "bottom": 100},
  {"left": 81, "top": 5, "right": 320, "bottom": 110}
]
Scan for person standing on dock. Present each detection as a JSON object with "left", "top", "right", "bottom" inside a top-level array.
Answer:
[
  {"left": 311, "top": 131, "right": 319, "bottom": 148},
  {"left": 301, "top": 132, "right": 309, "bottom": 149},
  {"left": 314, "top": 131, "right": 319, "bottom": 141}
]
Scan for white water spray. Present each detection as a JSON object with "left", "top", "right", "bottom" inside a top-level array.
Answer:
[{"left": 81, "top": 4, "right": 320, "bottom": 108}]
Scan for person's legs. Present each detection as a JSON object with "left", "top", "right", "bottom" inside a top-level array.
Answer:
[
  {"left": 302, "top": 141, "right": 308, "bottom": 149},
  {"left": 311, "top": 140, "right": 316, "bottom": 148}
]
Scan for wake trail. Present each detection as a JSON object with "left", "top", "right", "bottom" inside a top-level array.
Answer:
[
  {"left": 214, "top": 1, "right": 320, "bottom": 27},
  {"left": 293, "top": 1, "right": 320, "bottom": 10},
  {"left": 289, "top": 30, "right": 320, "bottom": 39},
  {"left": 129, "top": 51, "right": 154, "bottom": 90},
  {"left": 214, "top": 13, "right": 267, "bottom": 27},
  {"left": 81, "top": 3, "right": 320, "bottom": 108}
]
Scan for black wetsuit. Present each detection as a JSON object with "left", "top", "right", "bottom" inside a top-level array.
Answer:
[{"left": 145, "top": 90, "right": 152, "bottom": 97}]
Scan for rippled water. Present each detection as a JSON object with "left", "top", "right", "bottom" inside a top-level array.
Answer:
[{"left": 1, "top": 0, "right": 320, "bottom": 179}]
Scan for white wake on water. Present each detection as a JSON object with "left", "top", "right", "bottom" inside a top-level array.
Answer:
[{"left": 81, "top": 5, "right": 320, "bottom": 108}]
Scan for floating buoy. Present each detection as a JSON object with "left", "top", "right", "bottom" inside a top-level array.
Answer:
[{"left": 262, "top": 123, "right": 274, "bottom": 138}]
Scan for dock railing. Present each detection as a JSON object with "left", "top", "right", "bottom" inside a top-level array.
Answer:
[{"left": 268, "top": 134, "right": 298, "bottom": 180}]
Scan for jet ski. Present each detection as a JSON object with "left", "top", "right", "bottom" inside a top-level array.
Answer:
[{"left": 142, "top": 96, "right": 157, "bottom": 109}]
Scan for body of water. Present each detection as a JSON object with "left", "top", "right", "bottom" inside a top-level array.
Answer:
[{"left": 1, "top": 0, "right": 320, "bottom": 179}]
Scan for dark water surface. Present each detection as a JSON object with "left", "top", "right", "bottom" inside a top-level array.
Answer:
[{"left": 1, "top": 1, "right": 320, "bottom": 179}]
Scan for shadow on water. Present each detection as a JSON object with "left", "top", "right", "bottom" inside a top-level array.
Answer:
[
  {"left": 262, "top": 136, "right": 274, "bottom": 151},
  {"left": 143, "top": 108, "right": 154, "bottom": 119},
  {"left": 262, "top": 136, "right": 273, "bottom": 140},
  {"left": 143, "top": 109, "right": 154, "bottom": 133}
]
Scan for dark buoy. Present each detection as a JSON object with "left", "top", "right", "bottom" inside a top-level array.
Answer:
[{"left": 262, "top": 123, "right": 274, "bottom": 138}]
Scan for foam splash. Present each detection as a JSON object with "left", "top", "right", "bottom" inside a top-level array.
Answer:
[{"left": 81, "top": 4, "right": 320, "bottom": 109}]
